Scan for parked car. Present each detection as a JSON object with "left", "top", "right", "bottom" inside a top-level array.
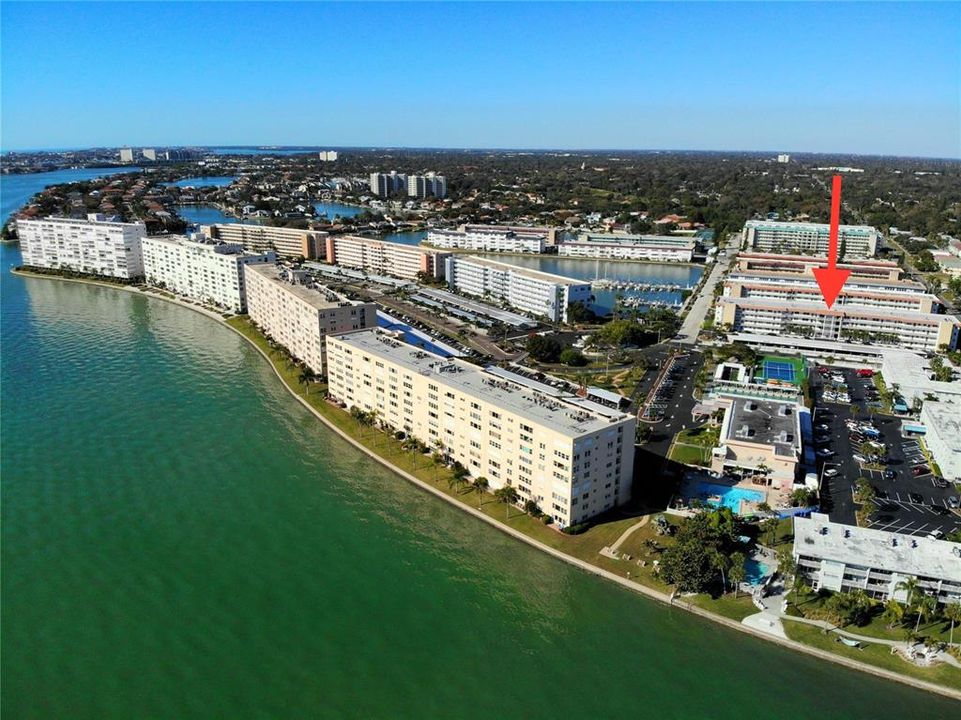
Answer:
[
  {"left": 948, "top": 496, "right": 959, "bottom": 509},
  {"left": 927, "top": 529, "right": 944, "bottom": 540},
  {"left": 816, "top": 448, "right": 835, "bottom": 458},
  {"left": 857, "top": 369, "right": 875, "bottom": 378},
  {"left": 823, "top": 467, "right": 840, "bottom": 478},
  {"left": 909, "top": 493, "right": 924, "bottom": 504},
  {"left": 884, "top": 470, "right": 897, "bottom": 480}
]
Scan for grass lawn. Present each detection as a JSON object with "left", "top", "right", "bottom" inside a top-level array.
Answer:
[
  {"left": 690, "top": 592, "right": 758, "bottom": 621},
  {"left": 668, "top": 425, "right": 719, "bottom": 466},
  {"left": 784, "top": 622, "right": 961, "bottom": 691}
]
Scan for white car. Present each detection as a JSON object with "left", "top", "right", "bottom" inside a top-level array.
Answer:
[
  {"left": 852, "top": 454, "right": 867, "bottom": 463},
  {"left": 823, "top": 468, "right": 840, "bottom": 477},
  {"left": 816, "top": 448, "right": 835, "bottom": 457}
]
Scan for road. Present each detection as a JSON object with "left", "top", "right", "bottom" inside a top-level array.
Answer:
[{"left": 675, "top": 250, "right": 732, "bottom": 345}]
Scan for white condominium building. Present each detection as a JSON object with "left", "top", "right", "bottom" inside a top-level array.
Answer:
[
  {"left": 735, "top": 253, "right": 902, "bottom": 281},
  {"left": 445, "top": 255, "right": 592, "bottom": 323},
  {"left": 460, "top": 223, "right": 558, "bottom": 245},
  {"left": 325, "top": 329, "right": 636, "bottom": 527},
  {"left": 142, "top": 236, "right": 275, "bottom": 313},
  {"left": 794, "top": 513, "right": 961, "bottom": 606},
  {"left": 742, "top": 220, "right": 881, "bottom": 259},
  {"left": 559, "top": 233, "right": 695, "bottom": 262},
  {"left": 203, "top": 223, "right": 327, "bottom": 260},
  {"left": 18, "top": 214, "right": 147, "bottom": 279},
  {"left": 722, "top": 272, "right": 939, "bottom": 314},
  {"left": 426, "top": 228, "right": 546, "bottom": 254},
  {"left": 715, "top": 297, "right": 960, "bottom": 352},
  {"left": 244, "top": 264, "right": 377, "bottom": 375},
  {"left": 324, "top": 235, "right": 450, "bottom": 281},
  {"left": 919, "top": 402, "right": 961, "bottom": 482}
]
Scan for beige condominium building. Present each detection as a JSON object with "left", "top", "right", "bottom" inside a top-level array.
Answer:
[
  {"left": 426, "top": 227, "right": 546, "bottom": 254},
  {"left": 18, "top": 214, "right": 147, "bottom": 279},
  {"left": 734, "top": 252, "right": 902, "bottom": 281},
  {"left": 715, "top": 296, "right": 959, "bottom": 352},
  {"left": 794, "top": 513, "right": 961, "bottom": 606},
  {"left": 742, "top": 220, "right": 881, "bottom": 259},
  {"left": 559, "top": 233, "right": 695, "bottom": 262},
  {"left": 244, "top": 264, "right": 376, "bottom": 375},
  {"left": 325, "top": 329, "right": 636, "bottom": 527},
  {"left": 710, "top": 395, "right": 805, "bottom": 491},
  {"left": 324, "top": 235, "right": 450, "bottom": 281},
  {"left": 721, "top": 272, "right": 940, "bottom": 314},
  {"left": 142, "top": 236, "right": 275, "bottom": 313},
  {"left": 445, "top": 255, "right": 592, "bottom": 323},
  {"left": 203, "top": 223, "right": 327, "bottom": 260}
]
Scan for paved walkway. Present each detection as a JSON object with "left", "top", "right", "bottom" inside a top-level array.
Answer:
[
  {"left": 745, "top": 585, "right": 961, "bottom": 670},
  {"left": 599, "top": 514, "right": 651, "bottom": 558}
]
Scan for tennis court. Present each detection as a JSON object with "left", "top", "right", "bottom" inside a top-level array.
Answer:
[{"left": 760, "top": 355, "right": 806, "bottom": 386}]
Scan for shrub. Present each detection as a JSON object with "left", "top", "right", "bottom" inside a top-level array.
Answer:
[{"left": 562, "top": 522, "right": 592, "bottom": 535}]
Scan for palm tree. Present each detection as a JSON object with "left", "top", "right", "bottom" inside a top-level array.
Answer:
[
  {"left": 944, "top": 602, "right": 961, "bottom": 645},
  {"left": 297, "top": 369, "right": 311, "bottom": 395},
  {"left": 912, "top": 592, "right": 937, "bottom": 635},
  {"left": 472, "top": 476, "right": 489, "bottom": 506},
  {"left": 881, "top": 599, "right": 905, "bottom": 629},
  {"left": 494, "top": 485, "right": 519, "bottom": 520},
  {"left": 729, "top": 552, "right": 746, "bottom": 598}
]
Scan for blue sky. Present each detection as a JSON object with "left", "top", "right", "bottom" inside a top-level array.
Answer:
[{"left": 2, "top": 2, "right": 959, "bottom": 157}]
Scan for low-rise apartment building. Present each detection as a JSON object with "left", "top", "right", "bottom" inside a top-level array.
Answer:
[
  {"left": 742, "top": 220, "right": 881, "bottom": 259},
  {"left": 202, "top": 223, "right": 327, "bottom": 260},
  {"left": 325, "top": 235, "right": 450, "bottom": 281},
  {"left": 919, "top": 402, "right": 961, "bottom": 482},
  {"left": 559, "top": 233, "right": 695, "bottom": 262},
  {"left": 715, "top": 297, "right": 960, "bottom": 352},
  {"left": 460, "top": 223, "right": 558, "bottom": 245},
  {"left": 142, "top": 236, "right": 275, "bottom": 312},
  {"left": 244, "top": 264, "right": 376, "bottom": 375},
  {"left": 426, "top": 227, "right": 546, "bottom": 253},
  {"left": 735, "top": 253, "right": 902, "bottom": 281},
  {"left": 710, "top": 395, "right": 805, "bottom": 490},
  {"left": 325, "top": 329, "right": 636, "bottom": 527},
  {"left": 18, "top": 214, "right": 147, "bottom": 279},
  {"left": 794, "top": 513, "right": 961, "bottom": 606},
  {"left": 445, "top": 255, "right": 592, "bottom": 322}
]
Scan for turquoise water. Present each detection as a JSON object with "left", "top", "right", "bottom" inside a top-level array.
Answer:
[
  {"left": 696, "top": 482, "right": 766, "bottom": 514},
  {"left": 745, "top": 559, "right": 770, "bottom": 586},
  {"left": 164, "top": 176, "right": 237, "bottom": 188},
  {"left": 2, "top": 173, "right": 958, "bottom": 719},
  {"left": 314, "top": 201, "right": 365, "bottom": 219}
]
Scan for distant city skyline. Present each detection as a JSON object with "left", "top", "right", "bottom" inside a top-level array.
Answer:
[{"left": 1, "top": 2, "right": 959, "bottom": 158}]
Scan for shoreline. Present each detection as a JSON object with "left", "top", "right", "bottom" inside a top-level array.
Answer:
[{"left": 12, "top": 267, "right": 961, "bottom": 702}]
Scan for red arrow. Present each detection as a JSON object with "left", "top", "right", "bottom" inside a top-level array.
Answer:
[{"left": 812, "top": 174, "right": 851, "bottom": 308}]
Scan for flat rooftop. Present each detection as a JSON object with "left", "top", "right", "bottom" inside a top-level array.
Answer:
[
  {"left": 336, "top": 235, "right": 443, "bottom": 255},
  {"left": 453, "top": 255, "right": 589, "bottom": 286},
  {"left": 726, "top": 271, "right": 927, "bottom": 293},
  {"left": 332, "top": 329, "right": 632, "bottom": 435},
  {"left": 415, "top": 287, "right": 536, "bottom": 327},
  {"left": 724, "top": 396, "right": 801, "bottom": 458},
  {"left": 736, "top": 252, "right": 898, "bottom": 269},
  {"left": 795, "top": 513, "right": 961, "bottom": 582},
  {"left": 461, "top": 224, "right": 551, "bottom": 236},
  {"left": 246, "top": 264, "right": 357, "bottom": 310}
]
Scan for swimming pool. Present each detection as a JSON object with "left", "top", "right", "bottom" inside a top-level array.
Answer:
[
  {"left": 745, "top": 558, "right": 770, "bottom": 586},
  {"left": 695, "top": 482, "right": 765, "bottom": 513}
]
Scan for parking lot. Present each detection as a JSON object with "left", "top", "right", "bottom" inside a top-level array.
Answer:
[{"left": 811, "top": 365, "right": 961, "bottom": 538}]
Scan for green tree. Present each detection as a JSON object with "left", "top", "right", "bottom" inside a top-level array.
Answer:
[
  {"left": 494, "top": 485, "right": 520, "bottom": 520},
  {"left": 729, "top": 552, "right": 747, "bottom": 598},
  {"left": 559, "top": 348, "right": 588, "bottom": 366},
  {"left": 471, "top": 476, "right": 490, "bottom": 506},
  {"left": 526, "top": 334, "right": 562, "bottom": 362},
  {"left": 881, "top": 599, "right": 905, "bottom": 629},
  {"left": 944, "top": 601, "right": 961, "bottom": 645}
]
